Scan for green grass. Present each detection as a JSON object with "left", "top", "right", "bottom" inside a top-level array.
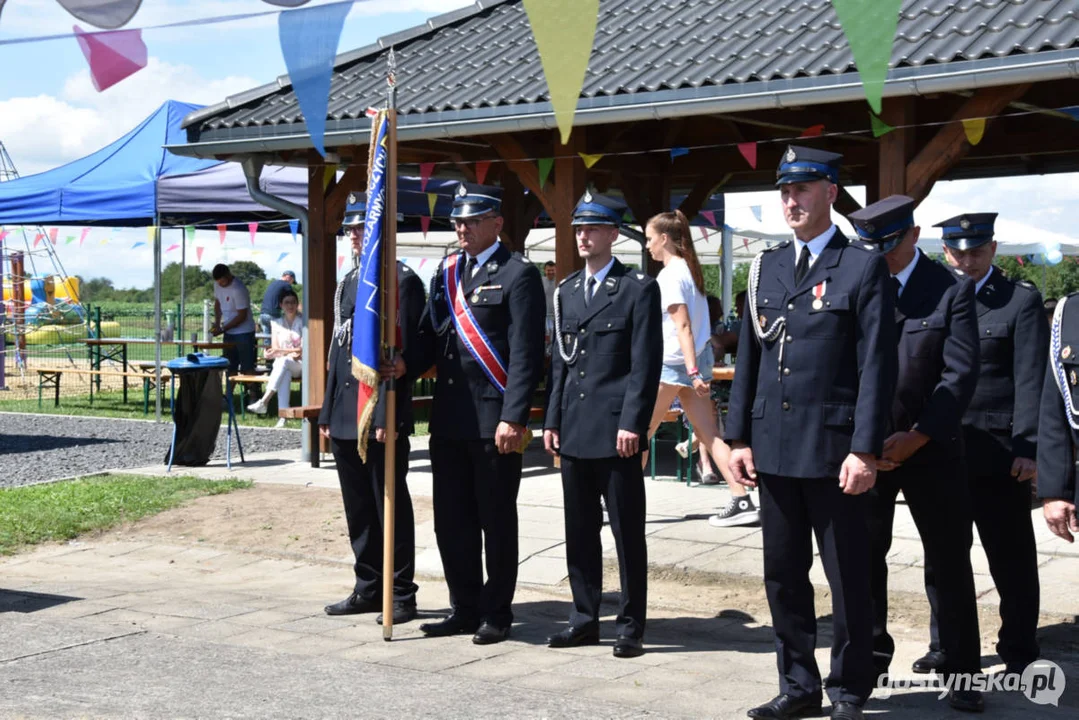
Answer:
[{"left": 0, "top": 474, "right": 252, "bottom": 555}]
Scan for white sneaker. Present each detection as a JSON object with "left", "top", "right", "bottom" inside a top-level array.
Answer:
[
  {"left": 274, "top": 417, "right": 287, "bottom": 428},
  {"left": 674, "top": 437, "right": 700, "bottom": 459},
  {"left": 247, "top": 398, "right": 268, "bottom": 414},
  {"left": 709, "top": 495, "right": 760, "bottom": 527}
]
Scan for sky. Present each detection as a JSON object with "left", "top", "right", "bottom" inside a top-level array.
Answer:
[{"left": 1, "top": 0, "right": 1077, "bottom": 291}]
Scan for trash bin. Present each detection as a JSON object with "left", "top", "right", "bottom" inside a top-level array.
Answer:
[{"left": 165, "top": 353, "right": 244, "bottom": 470}]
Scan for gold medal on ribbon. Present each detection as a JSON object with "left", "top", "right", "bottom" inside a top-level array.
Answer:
[{"left": 471, "top": 293, "right": 480, "bottom": 303}]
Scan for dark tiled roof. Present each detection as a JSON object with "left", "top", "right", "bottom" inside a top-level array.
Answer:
[{"left": 184, "top": 0, "right": 1079, "bottom": 138}]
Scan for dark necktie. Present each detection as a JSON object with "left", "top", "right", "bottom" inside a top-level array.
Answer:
[
  {"left": 464, "top": 256, "right": 477, "bottom": 279},
  {"left": 585, "top": 276, "right": 597, "bottom": 306},
  {"left": 794, "top": 245, "right": 811, "bottom": 285},
  {"left": 891, "top": 276, "right": 902, "bottom": 301}
]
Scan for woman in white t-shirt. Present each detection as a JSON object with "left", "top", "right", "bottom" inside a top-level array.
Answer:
[
  {"left": 643, "top": 211, "right": 757, "bottom": 526},
  {"left": 247, "top": 289, "right": 303, "bottom": 427}
]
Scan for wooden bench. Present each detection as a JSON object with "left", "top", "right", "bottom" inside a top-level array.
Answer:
[
  {"left": 279, "top": 405, "right": 324, "bottom": 468},
  {"left": 35, "top": 367, "right": 171, "bottom": 414},
  {"left": 229, "top": 373, "right": 303, "bottom": 418}
]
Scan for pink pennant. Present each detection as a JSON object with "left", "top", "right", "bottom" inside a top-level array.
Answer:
[
  {"left": 800, "top": 124, "right": 825, "bottom": 138},
  {"left": 196, "top": 247, "right": 205, "bottom": 263},
  {"left": 701, "top": 227, "right": 709, "bottom": 241},
  {"left": 0, "top": 229, "right": 9, "bottom": 243},
  {"left": 33, "top": 233, "right": 42, "bottom": 248},
  {"left": 1016, "top": 256, "right": 1025, "bottom": 266},
  {"left": 737, "top": 142, "right": 758, "bottom": 169},
  {"left": 73, "top": 25, "right": 147, "bottom": 92},
  {"left": 165, "top": 244, "right": 179, "bottom": 253},
  {"left": 79, "top": 227, "right": 90, "bottom": 246},
  {"left": 337, "top": 255, "right": 345, "bottom": 271},
  {"left": 217, "top": 224, "right": 227, "bottom": 245},
  {"left": 700, "top": 210, "right": 716, "bottom": 227},
  {"left": 743, "top": 237, "right": 750, "bottom": 251},
  {"left": 48, "top": 228, "right": 58, "bottom": 244},
  {"left": 475, "top": 160, "right": 491, "bottom": 185},
  {"left": 420, "top": 216, "right": 431, "bottom": 238},
  {"left": 248, "top": 222, "right": 258, "bottom": 246},
  {"left": 419, "top": 162, "right": 435, "bottom": 191}
]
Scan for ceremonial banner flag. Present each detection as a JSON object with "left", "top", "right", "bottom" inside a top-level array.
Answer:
[
  {"left": 352, "top": 110, "right": 390, "bottom": 462},
  {"left": 737, "top": 142, "right": 757, "bottom": 169},
  {"left": 475, "top": 160, "right": 491, "bottom": 185}
]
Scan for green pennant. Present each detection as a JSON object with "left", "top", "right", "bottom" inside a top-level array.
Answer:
[
  {"left": 538, "top": 157, "right": 554, "bottom": 188},
  {"left": 870, "top": 112, "right": 895, "bottom": 137},
  {"left": 833, "top": 0, "right": 903, "bottom": 114},
  {"left": 184, "top": 225, "right": 196, "bottom": 242},
  {"left": 524, "top": 0, "right": 599, "bottom": 144},
  {"left": 65, "top": 236, "right": 75, "bottom": 244}
]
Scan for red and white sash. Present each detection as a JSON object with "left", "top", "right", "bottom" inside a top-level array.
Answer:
[{"left": 443, "top": 253, "right": 508, "bottom": 393}]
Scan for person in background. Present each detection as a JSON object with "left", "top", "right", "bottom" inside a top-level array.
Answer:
[
  {"left": 320, "top": 197, "right": 424, "bottom": 625},
  {"left": 1038, "top": 290, "right": 1079, "bottom": 544},
  {"left": 713, "top": 290, "right": 746, "bottom": 359},
  {"left": 675, "top": 294, "right": 726, "bottom": 485},
  {"left": 211, "top": 263, "right": 257, "bottom": 377},
  {"left": 259, "top": 270, "right": 296, "bottom": 345},
  {"left": 1044, "top": 297, "right": 1058, "bottom": 325},
  {"left": 246, "top": 288, "right": 302, "bottom": 427},
  {"left": 644, "top": 210, "right": 754, "bottom": 526}
]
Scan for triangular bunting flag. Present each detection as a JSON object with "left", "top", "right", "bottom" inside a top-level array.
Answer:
[
  {"left": 277, "top": 252, "right": 289, "bottom": 263},
  {"left": 870, "top": 112, "right": 895, "bottom": 137},
  {"left": 48, "top": 228, "right": 58, "bottom": 244},
  {"left": 700, "top": 210, "right": 716, "bottom": 227},
  {"left": 322, "top": 165, "right": 336, "bottom": 190},
  {"left": 131, "top": 241, "right": 146, "bottom": 249},
  {"left": 217, "top": 224, "right": 227, "bottom": 245},
  {"left": 420, "top": 216, "right": 431, "bottom": 238},
  {"left": 288, "top": 219, "right": 299, "bottom": 242},
  {"left": 248, "top": 222, "right": 258, "bottom": 246},
  {"left": 277, "top": 2, "right": 351, "bottom": 157},
  {"left": 0, "top": 229, "right": 8, "bottom": 243},
  {"left": 419, "top": 162, "right": 435, "bottom": 191},
  {"left": 800, "top": 124, "right": 825, "bottom": 138},
  {"left": 337, "top": 255, "right": 345, "bottom": 271},
  {"left": 832, "top": 0, "right": 903, "bottom": 113},
  {"left": 578, "top": 152, "right": 603, "bottom": 169},
  {"left": 196, "top": 247, "right": 205, "bottom": 263},
  {"left": 165, "top": 244, "right": 179, "bottom": 253},
  {"left": 146, "top": 226, "right": 156, "bottom": 242},
  {"left": 751, "top": 205, "right": 762, "bottom": 222},
  {"left": 737, "top": 142, "right": 758, "bottom": 169},
  {"left": 700, "top": 227, "right": 709, "bottom": 241},
  {"left": 32, "top": 234, "right": 42, "bottom": 248},
  {"left": 427, "top": 192, "right": 438, "bottom": 217},
  {"left": 79, "top": 227, "right": 90, "bottom": 246},
  {"left": 73, "top": 25, "right": 147, "bottom": 92},
  {"left": 184, "top": 225, "right": 196, "bottom": 242},
  {"left": 65, "top": 235, "right": 75, "bottom": 245},
  {"left": 475, "top": 160, "right": 491, "bottom": 185},
  {"left": 538, "top": 157, "right": 554, "bottom": 188},
  {"left": 523, "top": 0, "right": 599, "bottom": 143},
  {"left": 670, "top": 147, "right": 689, "bottom": 160},
  {"left": 962, "top": 118, "right": 986, "bottom": 146}
]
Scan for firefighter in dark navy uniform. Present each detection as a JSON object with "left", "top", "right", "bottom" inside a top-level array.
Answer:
[
  {"left": 1038, "top": 291, "right": 1079, "bottom": 544},
  {"left": 396, "top": 183, "right": 546, "bottom": 645},
  {"left": 543, "top": 192, "right": 662, "bottom": 659},
  {"left": 913, "top": 214, "right": 1047, "bottom": 677},
  {"left": 848, "top": 197, "right": 985, "bottom": 714},
  {"left": 319, "top": 196, "right": 425, "bottom": 625},
  {"left": 727, "top": 146, "right": 897, "bottom": 720}
]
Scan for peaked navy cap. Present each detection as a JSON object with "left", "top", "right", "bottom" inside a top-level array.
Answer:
[
  {"left": 776, "top": 144, "right": 843, "bottom": 186},
  {"left": 342, "top": 192, "right": 366, "bottom": 226},
  {"left": 848, "top": 195, "right": 916, "bottom": 253},
  {"left": 450, "top": 182, "right": 502, "bottom": 219},
  {"left": 934, "top": 213, "right": 998, "bottom": 251},
  {"left": 571, "top": 190, "right": 625, "bottom": 226}
]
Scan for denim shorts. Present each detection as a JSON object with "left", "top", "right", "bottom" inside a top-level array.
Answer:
[{"left": 660, "top": 346, "right": 714, "bottom": 387}]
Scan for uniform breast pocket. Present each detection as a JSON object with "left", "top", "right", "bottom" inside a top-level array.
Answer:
[
  {"left": 593, "top": 316, "right": 628, "bottom": 354},
  {"left": 470, "top": 287, "right": 504, "bottom": 306},
  {"left": 806, "top": 293, "right": 850, "bottom": 338},
  {"left": 755, "top": 292, "right": 786, "bottom": 334},
  {"left": 985, "top": 410, "right": 1013, "bottom": 434},
  {"left": 560, "top": 316, "right": 579, "bottom": 347},
  {"left": 906, "top": 313, "right": 947, "bottom": 357},
  {"left": 979, "top": 322, "right": 1010, "bottom": 362}
]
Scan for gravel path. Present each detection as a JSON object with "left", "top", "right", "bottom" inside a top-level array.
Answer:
[{"left": 0, "top": 412, "right": 300, "bottom": 488}]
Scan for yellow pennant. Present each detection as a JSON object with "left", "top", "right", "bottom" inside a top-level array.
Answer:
[
  {"left": 323, "top": 165, "right": 337, "bottom": 190},
  {"left": 524, "top": 0, "right": 599, "bottom": 144},
  {"left": 578, "top": 152, "right": 603, "bottom": 168},
  {"left": 962, "top": 118, "right": 986, "bottom": 146},
  {"left": 428, "top": 192, "right": 438, "bottom": 216},
  {"left": 146, "top": 226, "right": 157, "bottom": 242}
]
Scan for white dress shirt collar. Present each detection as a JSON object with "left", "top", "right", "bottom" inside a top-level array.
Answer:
[
  {"left": 466, "top": 240, "right": 502, "bottom": 269},
  {"left": 975, "top": 265, "right": 995, "bottom": 294},
  {"left": 793, "top": 224, "right": 837, "bottom": 266},
  {"left": 585, "top": 257, "right": 617, "bottom": 287},
  {"left": 892, "top": 248, "right": 921, "bottom": 296}
]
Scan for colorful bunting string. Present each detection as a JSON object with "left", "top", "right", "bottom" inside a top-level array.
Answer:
[
  {"left": 337, "top": 255, "right": 345, "bottom": 271},
  {"left": 196, "top": 247, "right": 205, "bottom": 263},
  {"left": 184, "top": 225, "right": 196, "bottom": 242},
  {"left": 700, "top": 210, "right": 716, "bottom": 227},
  {"left": 578, "top": 152, "right": 603, "bottom": 169},
  {"left": 48, "top": 228, "right": 58, "bottom": 244},
  {"left": 165, "top": 244, "right": 179, "bottom": 253},
  {"left": 832, "top": 0, "right": 903, "bottom": 114},
  {"left": 800, "top": 124, "right": 825, "bottom": 138},
  {"left": 65, "top": 235, "right": 75, "bottom": 245},
  {"left": 146, "top": 226, "right": 157, "bottom": 242},
  {"left": 131, "top": 241, "right": 146, "bottom": 249},
  {"left": 79, "top": 227, "right": 90, "bottom": 245},
  {"left": 870, "top": 112, "right": 895, "bottom": 137},
  {"left": 737, "top": 142, "right": 757, "bottom": 169},
  {"left": 277, "top": 252, "right": 290, "bottom": 262},
  {"left": 751, "top": 206, "right": 762, "bottom": 222},
  {"left": 427, "top": 193, "right": 438, "bottom": 216}
]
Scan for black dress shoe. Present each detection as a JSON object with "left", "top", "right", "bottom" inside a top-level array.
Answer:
[
  {"left": 830, "top": 702, "right": 863, "bottom": 720},
  {"left": 612, "top": 635, "right": 644, "bottom": 658},
  {"left": 947, "top": 689, "right": 984, "bottom": 713},
  {"left": 419, "top": 613, "right": 480, "bottom": 637},
  {"left": 747, "top": 693, "right": 823, "bottom": 719},
  {"left": 547, "top": 625, "right": 600, "bottom": 648},
  {"left": 472, "top": 622, "right": 510, "bottom": 645},
  {"left": 324, "top": 593, "right": 380, "bottom": 616},
  {"left": 912, "top": 650, "right": 947, "bottom": 674},
  {"left": 375, "top": 602, "right": 418, "bottom": 626}
]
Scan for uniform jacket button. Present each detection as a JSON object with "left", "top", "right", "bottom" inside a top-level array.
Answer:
[
  {"left": 922, "top": 320, "right": 928, "bottom": 327},
  {"left": 447, "top": 378, "right": 454, "bottom": 385},
  {"left": 579, "top": 392, "right": 585, "bottom": 399},
  {"left": 782, "top": 401, "right": 790, "bottom": 410},
  {"left": 579, "top": 328, "right": 586, "bottom": 335},
  {"left": 579, "top": 370, "right": 585, "bottom": 377},
  {"left": 783, "top": 368, "right": 790, "bottom": 376},
  {"left": 786, "top": 335, "right": 793, "bottom": 342},
  {"left": 448, "top": 353, "right": 455, "bottom": 360},
  {"left": 787, "top": 303, "right": 795, "bottom": 311},
  {"left": 580, "top": 349, "right": 587, "bottom": 356}
]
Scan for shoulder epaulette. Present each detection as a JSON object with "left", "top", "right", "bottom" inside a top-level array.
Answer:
[
  {"left": 560, "top": 269, "right": 582, "bottom": 286},
  {"left": 851, "top": 240, "right": 875, "bottom": 252},
  {"left": 511, "top": 252, "right": 530, "bottom": 264},
  {"left": 762, "top": 240, "right": 789, "bottom": 253},
  {"left": 630, "top": 271, "right": 653, "bottom": 283},
  {"left": 1016, "top": 279, "right": 1037, "bottom": 291}
]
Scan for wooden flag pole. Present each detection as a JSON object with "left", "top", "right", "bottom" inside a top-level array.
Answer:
[{"left": 381, "top": 51, "right": 399, "bottom": 642}]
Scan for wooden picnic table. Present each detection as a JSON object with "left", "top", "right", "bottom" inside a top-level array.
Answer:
[
  {"left": 712, "top": 366, "right": 735, "bottom": 382},
  {"left": 80, "top": 337, "right": 234, "bottom": 401}
]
